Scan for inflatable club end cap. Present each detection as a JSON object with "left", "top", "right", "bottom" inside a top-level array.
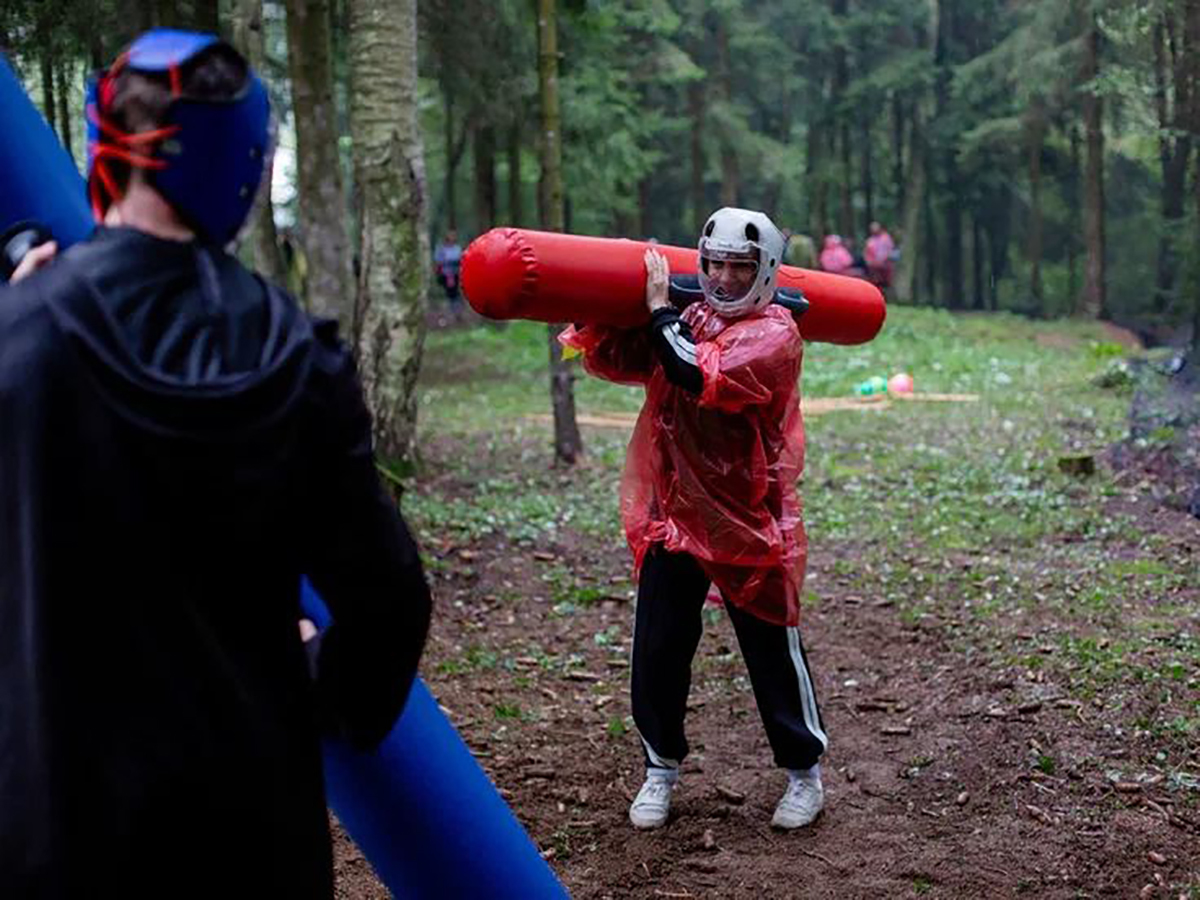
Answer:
[
  {"left": 461, "top": 228, "right": 533, "bottom": 320},
  {"left": 862, "top": 292, "right": 887, "bottom": 344}
]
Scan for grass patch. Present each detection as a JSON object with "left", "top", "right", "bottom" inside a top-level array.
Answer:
[{"left": 412, "top": 307, "right": 1197, "bottom": 741}]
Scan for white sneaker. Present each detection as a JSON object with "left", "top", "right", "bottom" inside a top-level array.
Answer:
[
  {"left": 772, "top": 768, "right": 824, "bottom": 829},
  {"left": 629, "top": 768, "right": 677, "bottom": 829}
]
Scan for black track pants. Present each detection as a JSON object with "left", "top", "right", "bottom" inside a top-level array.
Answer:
[{"left": 631, "top": 546, "right": 828, "bottom": 771}]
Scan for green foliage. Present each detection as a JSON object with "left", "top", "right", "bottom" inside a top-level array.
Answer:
[
  {"left": 13, "top": 0, "right": 1200, "bottom": 338},
  {"left": 411, "top": 307, "right": 1198, "bottom": 756},
  {"left": 493, "top": 702, "right": 522, "bottom": 719},
  {"left": 606, "top": 716, "right": 629, "bottom": 738}
]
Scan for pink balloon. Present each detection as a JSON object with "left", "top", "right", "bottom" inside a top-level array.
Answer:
[{"left": 888, "top": 372, "right": 914, "bottom": 394}]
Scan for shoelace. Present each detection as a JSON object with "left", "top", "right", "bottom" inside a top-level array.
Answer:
[
  {"left": 636, "top": 779, "right": 673, "bottom": 805},
  {"left": 781, "top": 778, "right": 818, "bottom": 809}
]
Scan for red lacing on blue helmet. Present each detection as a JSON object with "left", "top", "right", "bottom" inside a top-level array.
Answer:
[{"left": 86, "top": 56, "right": 183, "bottom": 221}]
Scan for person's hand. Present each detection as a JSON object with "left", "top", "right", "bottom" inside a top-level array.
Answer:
[
  {"left": 644, "top": 247, "right": 670, "bottom": 313},
  {"left": 10, "top": 240, "right": 57, "bottom": 283},
  {"left": 299, "top": 618, "right": 318, "bottom": 643}
]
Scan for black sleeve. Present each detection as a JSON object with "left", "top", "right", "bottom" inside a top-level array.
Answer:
[
  {"left": 302, "top": 324, "right": 432, "bottom": 750},
  {"left": 649, "top": 307, "right": 703, "bottom": 395}
]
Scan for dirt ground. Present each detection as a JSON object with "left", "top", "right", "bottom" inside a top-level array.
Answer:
[{"left": 331, "top": 433, "right": 1199, "bottom": 900}]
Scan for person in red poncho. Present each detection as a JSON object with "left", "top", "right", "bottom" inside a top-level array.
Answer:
[{"left": 561, "top": 208, "right": 827, "bottom": 832}]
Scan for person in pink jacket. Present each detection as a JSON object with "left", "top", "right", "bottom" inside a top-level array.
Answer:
[
  {"left": 818, "top": 234, "right": 854, "bottom": 275},
  {"left": 864, "top": 221, "right": 896, "bottom": 289}
]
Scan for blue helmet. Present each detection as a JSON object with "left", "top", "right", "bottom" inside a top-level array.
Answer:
[{"left": 86, "top": 29, "right": 271, "bottom": 245}]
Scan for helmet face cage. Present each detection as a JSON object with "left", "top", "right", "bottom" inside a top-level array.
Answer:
[
  {"left": 698, "top": 245, "right": 759, "bottom": 306},
  {"left": 696, "top": 207, "right": 785, "bottom": 317}
]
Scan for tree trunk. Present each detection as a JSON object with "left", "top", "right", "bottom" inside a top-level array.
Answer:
[
  {"left": 839, "top": 122, "right": 853, "bottom": 239},
  {"left": 894, "top": 0, "right": 938, "bottom": 304},
  {"left": 285, "top": 0, "right": 354, "bottom": 327},
  {"left": 922, "top": 191, "right": 938, "bottom": 303},
  {"left": 1194, "top": 150, "right": 1200, "bottom": 350},
  {"left": 1068, "top": 121, "right": 1080, "bottom": 301},
  {"left": 537, "top": 0, "right": 582, "bottom": 465},
  {"left": 154, "top": 0, "right": 177, "bottom": 27},
  {"left": 40, "top": 43, "right": 56, "bottom": 138},
  {"left": 442, "top": 90, "right": 457, "bottom": 230},
  {"left": 192, "top": 0, "right": 221, "bottom": 32},
  {"left": 507, "top": 118, "right": 523, "bottom": 226},
  {"left": 613, "top": 207, "right": 636, "bottom": 239},
  {"left": 987, "top": 195, "right": 1010, "bottom": 311},
  {"left": 971, "top": 214, "right": 984, "bottom": 310},
  {"left": 892, "top": 93, "right": 906, "bottom": 212},
  {"left": 230, "top": 0, "right": 285, "bottom": 283},
  {"left": 1026, "top": 118, "right": 1044, "bottom": 308},
  {"left": 688, "top": 80, "right": 706, "bottom": 235},
  {"left": 1079, "top": 10, "right": 1106, "bottom": 318},
  {"left": 348, "top": 0, "right": 429, "bottom": 464},
  {"left": 716, "top": 19, "right": 738, "bottom": 207},
  {"left": 943, "top": 178, "right": 963, "bottom": 308},
  {"left": 440, "top": 88, "right": 471, "bottom": 231},
  {"left": 894, "top": 105, "right": 927, "bottom": 304},
  {"left": 832, "top": 0, "right": 852, "bottom": 238},
  {"left": 473, "top": 123, "right": 497, "bottom": 231},
  {"left": 860, "top": 110, "right": 874, "bottom": 233},
  {"left": 934, "top": 8, "right": 963, "bottom": 310},
  {"left": 1188, "top": 0, "right": 1200, "bottom": 349},
  {"left": 1153, "top": 12, "right": 1193, "bottom": 316},
  {"left": 764, "top": 86, "right": 792, "bottom": 217},
  {"left": 56, "top": 60, "right": 73, "bottom": 163},
  {"left": 805, "top": 115, "right": 826, "bottom": 238},
  {"left": 109, "top": 2, "right": 155, "bottom": 58}
]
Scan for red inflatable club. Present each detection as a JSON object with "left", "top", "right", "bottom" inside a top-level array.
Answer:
[{"left": 461, "top": 227, "right": 886, "bottom": 345}]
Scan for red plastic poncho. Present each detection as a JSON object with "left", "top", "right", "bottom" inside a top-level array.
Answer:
[{"left": 561, "top": 303, "right": 807, "bottom": 627}]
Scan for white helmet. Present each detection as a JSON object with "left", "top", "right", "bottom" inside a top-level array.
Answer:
[{"left": 697, "top": 207, "right": 786, "bottom": 317}]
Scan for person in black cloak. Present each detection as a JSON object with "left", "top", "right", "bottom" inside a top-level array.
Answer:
[{"left": 0, "top": 30, "right": 431, "bottom": 898}]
